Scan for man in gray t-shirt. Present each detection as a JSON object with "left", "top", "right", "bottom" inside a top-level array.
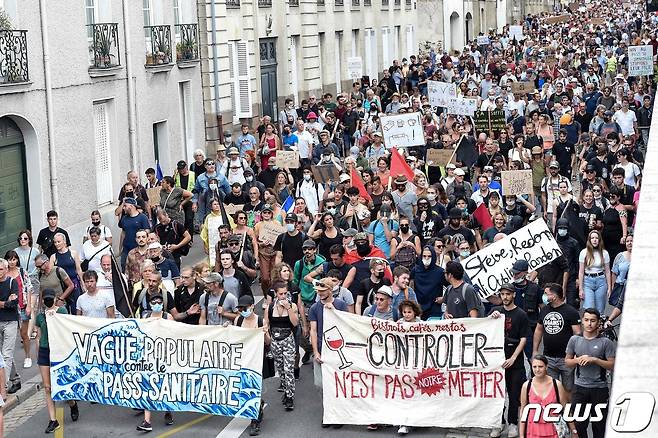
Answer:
[
  {"left": 391, "top": 177, "right": 417, "bottom": 223},
  {"left": 565, "top": 309, "right": 615, "bottom": 438},
  {"left": 199, "top": 273, "right": 238, "bottom": 326}
]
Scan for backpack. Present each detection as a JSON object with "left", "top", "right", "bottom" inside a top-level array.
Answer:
[
  {"left": 393, "top": 234, "right": 418, "bottom": 270},
  {"left": 202, "top": 290, "right": 228, "bottom": 325},
  {"left": 138, "top": 288, "right": 169, "bottom": 317},
  {"left": 448, "top": 282, "right": 485, "bottom": 318}
]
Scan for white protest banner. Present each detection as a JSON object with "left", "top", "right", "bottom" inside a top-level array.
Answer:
[
  {"left": 476, "top": 35, "right": 490, "bottom": 46},
  {"left": 628, "top": 45, "right": 654, "bottom": 77},
  {"left": 48, "top": 314, "right": 264, "bottom": 418},
  {"left": 462, "top": 219, "right": 563, "bottom": 299},
  {"left": 509, "top": 25, "right": 524, "bottom": 41},
  {"left": 501, "top": 170, "right": 533, "bottom": 195},
  {"left": 427, "top": 81, "right": 457, "bottom": 107},
  {"left": 321, "top": 309, "right": 505, "bottom": 427},
  {"left": 347, "top": 57, "right": 363, "bottom": 80},
  {"left": 446, "top": 97, "right": 478, "bottom": 116},
  {"left": 380, "top": 112, "right": 424, "bottom": 148},
  {"left": 207, "top": 214, "right": 225, "bottom": 268}
]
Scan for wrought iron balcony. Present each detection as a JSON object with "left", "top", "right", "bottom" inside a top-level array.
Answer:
[
  {"left": 226, "top": 0, "right": 241, "bottom": 8},
  {"left": 258, "top": 0, "right": 272, "bottom": 7},
  {"left": 175, "top": 24, "right": 199, "bottom": 63},
  {"left": 0, "top": 30, "right": 29, "bottom": 84},
  {"left": 336, "top": 0, "right": 344, "bottom": 6},
  {"left": 145, "top": 25, "right": 172, "bottom": 66},
  {"left": 290, "top": 0, "right": 299, "bottom": 5},
  {"left": 352, "top": 0, "right": 360, "bottom": 6},
  {"left": 87, "top": 23, "right": 120, "bottom": 69}
]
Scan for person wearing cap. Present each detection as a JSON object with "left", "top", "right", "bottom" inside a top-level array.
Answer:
[
  {"left": 118, "top": 196, "right": 150, "bottom": 269},
  {"left": 225, "top": 146, "right": 249, "bottom": 185},
  {"left": 385, "top": 92, "right": 402, "bottom": 114},
  {"left": 295, "top": 167, "right": 324, "bottom": 215},
  {"left": 446, "top": 168, "right": 473, "bottom": 203},
  {"left": 193, "top": 158, "right": 230, "bottom": 231},
  {"left": 292, "top": 239, "right": 326, "bottom": 309},
  {"left": 273, "top": 212, "right": 305, "bottom": 268},
  {"left": 364, "top": 131, "right": 386, "bottom": 160},
  {"left": 253, "top": 204, "right": 281, "bottom": 292},
  {"left": 35, "top": 288, "right": 72, "bottom": 433},
  {"left": 440, "top": 163, "right": 457, "bottom": 190},
  {"left": 241, "top": 166, "right": 266, "bottom": 201},
  {"left": 364, "top": 284, "right": 398, "bottom": 321},
  {"left": 540, "top": 160, "right": 571, "bottom": 224},
  {"left": 489, "top": 284, "right": 531, "bottom": 438},
  {"left": 134, "top": 271, "right": 178, "bottom": 319},
  {"left": 438, "top": 208, "right": 476, "bottom": 252},
  {"left": 199, "top": 272, "right": 238, "bottom": 326},
  {"left": 509, "top": 259, "right": 542, "bottom": 361},
  {"left": 312, "top": 129, "right": 339, "bottom": 165}
]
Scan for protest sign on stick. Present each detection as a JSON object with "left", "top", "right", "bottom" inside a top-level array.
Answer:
[
  {"left": 427, "top": 81, "right": 457, "bottom": 107},
  {"left": 426, "top": 148, "right": 456, "bottom": 167},
  {"left": 312, "top": 164, "right": 340, "bottom": 183},
  {"left": 501, "top": 170, "right": 533, "bottom": 195},
  {"left": 275, "top": 150, "right": 300, "bottom": 168},
  {"left": 380, "top": 113, "right": 424, "bottom": 148}
]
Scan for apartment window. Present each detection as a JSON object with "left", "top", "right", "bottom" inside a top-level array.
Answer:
[
  {"left": 152, "top": 121, "right": 168, "bottom": 166},
  {"left": 143, "top": 0, "right": 152, "bottom": 37},
  {"left": 364, "top": 28, "right": 377, "bottom": 81},
  {"left": 93, "top": 101, "right": 113, "bottom": 206},
  {"left": 406, "top": 25, "right": 415, "bottom": 58},
  {"left": 381, "top": 27, "right": 391, "bottom": 68},
  {"left": 351, "top": 29, "right": 359, "bottom": 57},
  {"left": 335, "top": 31, "right": 342, "bottom": 93},
  {"left": 289, "top": 35, "right": 300, "bottom": 104},
  {"left": 179, "top": 81, "right": 195, "bottom": 160},
  {"left": 228, "top": 40, "right": 253, "bottom": 118},
  {"left": 318, "top": 32, "right": 326, "bottom": 85}
]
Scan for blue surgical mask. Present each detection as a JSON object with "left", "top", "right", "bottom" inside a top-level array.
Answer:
[
  {"left": 240, "top": 309, "right": 253, "bottom": 318},
  {"left": 460, "top": 250, "right": 470, "bottom": 258},
  {"left": 542, "top": 294, "right": 550, "bottom": 306},
  {"left": 151, "top": 303, "right": 163, "bottom": 313},
  {"left": 286, "top": 223, "right": 295, "bottom": 232}
]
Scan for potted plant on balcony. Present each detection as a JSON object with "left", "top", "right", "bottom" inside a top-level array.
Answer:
[
  {"left": 0, "top": 7, "right": 11, "bottom": 31},
  {"left": 92, "top": 32, "right": 115, "bottom": 68},
  {"left": 176, "top": 40, "right": 197, "bottom": 61},
  {"left": 155, "top": 39, "right": 171, "bottom": 64}
]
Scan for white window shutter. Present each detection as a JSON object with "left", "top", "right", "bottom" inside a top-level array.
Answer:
[
  {"left": 382, "top": 27, "right": 390, "bottom": 68},
  {"left": 235, "top": 40, "right": 252, "bottom": 118},
  {"left": 93, "top": 103, "right": 113, "bottom": 206}
]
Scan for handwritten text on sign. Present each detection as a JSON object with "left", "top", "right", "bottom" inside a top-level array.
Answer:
[
  {"left": 47, "top": 314, "right": 264, "bottom": 419},
  {"left": 380, "top": 113, "right": 424, "bottom": 148},
  {"left": 446, "top": 97, "right": 478, "bottom": 116},
  {"left": 321, "top": 309, "right": 505, "bottom": 428},
  {"left": 501, "top": 170, "right": 533, "bottom": 195},
  {"left": 462, "top": 219, "right": 563, "bottom": 298},
  {"left": 628, "top": 45, "right": 653, "bottom": 77},
  {"left": 275, "top": 150, "right": 300, "bottom": 168},
  {"left": 428, "top": 81, "right": 457, "bottom": 107}
]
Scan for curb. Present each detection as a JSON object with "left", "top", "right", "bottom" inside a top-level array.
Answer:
[{"left": 4, "top": 375, "right": 42, "bottom": 413}]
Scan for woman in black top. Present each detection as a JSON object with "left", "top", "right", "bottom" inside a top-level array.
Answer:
[
  {"left": 264, "top": 281, "right": 299, "bottom": 411},
  {"left": 308, "top": 212, "right": 343, "bottom": 260}
]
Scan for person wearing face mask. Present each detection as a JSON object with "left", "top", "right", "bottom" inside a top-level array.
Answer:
[
  {"left": 413, "top": 197, "right": 442, "bottom": 247},
  {"left": 83, "top": 210, "right": 112, "bottom": 244},
  {"left": 147, "top": 243, "right": 180, "bottom": 294},
  {"left": 509, "top": 260, "right": 542, "bottom": 367},
  {"left": 273, "top": 213, "right": 306, "bottom": 268},
  {"left": 354, "top": 258, "right": 391, "bottom": 315},
  {"left": 241, "top": 167, "right": 266, "bottom": 201},
  {"left": 390, "top": 216, "right": 422, "bottom": 271},
  {"left": 438, "top": 208, "right": 476, "bottom": 253},
  {"left": 410, "top": 246, "right": 448, "bottom": 320}
]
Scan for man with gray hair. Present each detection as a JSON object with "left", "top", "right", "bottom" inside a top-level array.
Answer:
[
  {"left": 199, "top": 273, "right": 238, "bottom": 326},
  {"left": 0, "top": 258, "right": 19, "bottom": 391}
]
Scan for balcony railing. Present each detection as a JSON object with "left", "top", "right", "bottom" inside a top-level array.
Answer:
[
  {"left": 352, "top": 0, "right": 359, "bottom": 6},
  {"left": 87, "top": 23, "right": 120, "bottom": 69},
  {"left": 145, "top": 25, "right": 172, "bottom": 66},
  {"left": 226, "top": 0, "right": 241, "bottom": 8},
  {"left": 394, "top": 0, "right": 400, "bottom": 6},
  {"left": 258, "top": 0, "right": 272, "bottom": 7},
  {"left": 405, "top": 0, "right": 411, "bottom": 5},
  {"left": 175, "top": 24, "right": 199, "bottom": 62},
  {"left": 0, "top": 30, "right": 29, "bottom": 84},
  {"left": 290, "top": 0, "right": 299, "bottom": 5},
  {"left": 336, "top": 0, "right": 344, "bottom": 6}
]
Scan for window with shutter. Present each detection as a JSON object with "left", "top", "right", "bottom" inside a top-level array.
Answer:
[
  {"left": 289, "top": 36, "right": 299, "bottom": 104},
  {"left": 365, "top": 28, "right": 377, "bottom": 81},
  {"left": 382, "top": 27, "right": 390, "bottom": 69},
  {"left": 229, "top": 40, "right": 253, "bottom": 119},
  {"left": 406, "top": 25, "right": 415, "bottom": 58},
  {"left": 334, "top": 32, "right": 342, "bottom": 93},
  {"left": 93, "top": 102, "right": 113, "bottom": 206}
]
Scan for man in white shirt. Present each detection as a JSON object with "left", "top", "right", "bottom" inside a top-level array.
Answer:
[
  {"left": 78, "top": 270, "right": 116, "bottom": 319},
  {"left": 613, "top": 100, "right": 637, "bottom": 137},
  {"left": 295, "top": 119, "right": 314, "bottom": 166}
]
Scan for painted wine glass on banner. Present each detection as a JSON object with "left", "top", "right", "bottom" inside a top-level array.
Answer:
[{"left": 323, "top": 326, "right": 353, "bottom": 370}]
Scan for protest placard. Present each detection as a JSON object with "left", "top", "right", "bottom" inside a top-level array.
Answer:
[
  {"left": 275, "top": 150, "right": 299, "bottom": 168},
  {"left": 146, "top": 187, "right": 161, "bottom": 207},
  {"left": 628, "top": 45, "right": 654, "bottom": 77},
  {"left": 312, "top": 164, "right": 340, "bottom": 183},
  {"left": 511, "top": 81, "right": 535, "bottom": 95},
  {"left": 501, "top": 170, "right": 533, "bottom": 195},
  {"left": 590, "top": 17, "right": 606, "bottom": 25},
  {"left": 427, "top": 81, "right": 457, "bottom": 107},
  {"left": 426, "top": 148, "right": 456, "bottom": 167},
  {"left": 48, "top": 314, "right": 264, "bottom": 418},
  {"left": 544, "top": 14, "right": 571, "bottom": 24},
  {"left": 568, "top": 2, "right": 578, "bottom": 10},
  {"left": 476, "top": 35, "right": 490, "bottom": 45},
  {"left": 258, "top": 221, "right": 285, "bottom": 244},
  {"left": 545, "top": 54, "right": 557, "bottom": 67},
  {"left": 380, "top": 112, "right": 424, "bottom": 148},
  {"left": 224, "top": 203, "right": 244, "bottom": 216},
  {"left": 461, "top": 219, "right": 563, "bottom": 298},
  {"left": 347, "top": 57, "right": 363, "bottom": 80},
  {"left": 206, "top": 214, "right": 225, "bottom": 268},
  {"left": 446, "top": 97, "right": 478, "bottom": 116},
  {"left": 321, "top": 309, "right": 505, "bottom": 427},
  {"left": 473, "top": 110, "right": 506, "bottom": 134},
  {"left": 509, "top": 25, "right": 524, "bottom": 41}
]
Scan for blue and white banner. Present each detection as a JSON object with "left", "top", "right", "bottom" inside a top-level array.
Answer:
[{"left": 47, "top": 314, "right": 264, "bottom": 419}]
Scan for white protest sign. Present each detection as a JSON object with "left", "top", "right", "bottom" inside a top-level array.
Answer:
[
  {"left": 462, "top": 219, "right": 563, "bottom": 298},
  {"left": 628, "top": 45, "right": 654, "bottom": 77},
  {"left": 48, "top": 314, "right": 264, "bottom": 418},
  {"left": 347, "top": 57, "right": 363, "bottom": 80},
  {"left": 207, "top": 214, "right": 225, "bottom": 268},
  {"left": 380, "top": 112, "right": 424, "bottom": 148},
  {"left": 446, "top": 97, "right": 478, "bottom": 116},
  {"left": 321, "top": 309, "right": 506, "bottom": 427},
  {"left": 509, "top": 25, "right": 525, "bottom": 41},
  {"left": 477, "top": 36, "right": 490, "bottom": 45},
  {"left": 427, "top": 81, "right": 457, "bottom": 107}
]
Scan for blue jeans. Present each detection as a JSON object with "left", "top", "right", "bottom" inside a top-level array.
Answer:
[{"left": 583, "top": 275, "right": 607, "bottom": 315}]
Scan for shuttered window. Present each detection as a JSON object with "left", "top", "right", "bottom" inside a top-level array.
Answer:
[
  {"left": 228, "top": 40, "right": 253, "bottom": 118},
  {"left": 406, "top": 25, "right": 415, "bottom": 58},
  {"left": 334, "top": 32, "right": 342, "bottom": 93},
  {"left": 382, "top": 27, "right": 391, "bottom": 69},
  {"left": 364, "top": 28, "right": 377, "bottom": 81},
  {"left": 93, "top": 102, "right": 113, "bottom": 206}
]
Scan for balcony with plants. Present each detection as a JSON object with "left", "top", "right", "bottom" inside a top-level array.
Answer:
[
  {"left": 0, "top": 8, "right": 29, "bottom": 86},
  {"left": 175, "top": 23, "right": 199, "bottom": 68},
  {"left": 87, "top": 23, "right": 121, "bottom": 77},
  {"left": 145, "top": 25, "right": 173, "bottom": 72}
]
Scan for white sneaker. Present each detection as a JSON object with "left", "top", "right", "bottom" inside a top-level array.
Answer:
[
  {"left": 397, "top": 425, "right": 410, "bottom": 435},
  {"left": 23, "top": 358, "right": 32, "bottom": 369},
  {"left": 507, "top": 424, "right": 519, "bottom": 437},
  {"left": 490, "top": 426, "right": 503, "bottom": 438}
]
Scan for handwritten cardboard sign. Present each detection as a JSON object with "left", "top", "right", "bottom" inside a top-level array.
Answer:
[
  {"left": 146, "top": 187, "right": 161, "bottom": 207},
  {"left": 544, "top": 14, "right": 571, "bottom": 25},
  {"left": 312, "top": 164, "right": 340, "bottom": 183},
  {"left": 276, "top": 150, "right": 300, "bottom": 169},
  {"left": 590, "top": 17, "right": 606, "bottom": 25},
  {"left": 426, "top": 148, "right": 456, "bottom": 167},
  {"left": 509, "top": 25, "right": 524, "bottom": 41},
  {"left": 258, "top": 221, "right": 285, "bottom": 245},
  {"left": 427, "top": 81, "right": 457, "bottom": 107},
  {"left": 476, "top": 36, "right": 490, "bottom": 45},
  {"left": 224, "top": 203, "right": 244, "bottom": 216},
  {"left": 474, "top": 110, "right": 506, "bottom": 134},
  {"left": 501, "top": 170, "right": 533, "bottom": 196},
  {"left": 511, "top": 81, "right": 534, "bottom": 95}
]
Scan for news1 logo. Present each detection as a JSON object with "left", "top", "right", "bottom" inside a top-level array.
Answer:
[{"left": 610, "top": 392, "right": 656, "bottom": 433}]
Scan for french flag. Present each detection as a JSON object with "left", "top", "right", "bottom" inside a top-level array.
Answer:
[{"left": 281, "top": 195, "right": 295, "bottom": 213}]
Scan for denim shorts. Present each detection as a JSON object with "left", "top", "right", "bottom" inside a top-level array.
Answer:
[{"left": 18, "top": 308, "right": 30, "bottom": 322}]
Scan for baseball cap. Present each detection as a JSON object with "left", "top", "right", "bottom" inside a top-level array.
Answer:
[
  {"left": 511, "top": 259, "right": 529, "bottom": 274},
  {"left": 531, "top": 146, "right": 542, "bottom": 155},
  {"left": 376, "top": 285, "right": 394, "bottom": 298},
  {"left": 353, "top": 232, "right": 368, "bottom": 241},
  {"left": 177, "top": 160, "right": 187, "bottom": 169},
  {"left": 499, "top": 283, "right": 515, "bottom": 293},
  {"left": 149, "top": 292, "right": 164, "bottom": 302},
  {"left": 302, "top": 239, "right": 316, "bottom": 249},
  {"left": 548, "top": 161, "right": 560, "bottom": 169},
  {"left": 237, "top": 295, "right": 255, "bottom": 308},
  {"left": 372, "top": 132, "right": 383, "bottom": 138},
  {"left": 42, "top": 288, "right": 57, "bottom": 299},
  {"left": 123, "top": 197, "right": 137, "bottom": 206},
  {"left": 285, "top": 213, "right": 298, "bottom": 223},
  {"left": 261, "top": 204, "right": 273, "bottom": 213},
  {"left": 227, "top": 234, "right": 242, "bottom": 243},
  {"left": 342, "top": 228, "right": 358, "bottom": 237},
  {"left": 228, "top": 147, "right": 239, "bottom": 155},
  {"left": 147, "top": 242, "right": 162, "bottom": 250},
  {"left": 454, "top": 168, "right": 466, "bottom": 176},
  {"left": 446, "top": 163, "right": 457, "bottom": 170}
]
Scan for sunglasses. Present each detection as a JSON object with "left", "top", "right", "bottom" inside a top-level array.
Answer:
[
  {"left": 228, "top": 242, "right": 240, "bottom": 246},
  {"left": 35, "top": 263, "right": 45, "bottom": 269},
  {"left": 19, "top": 236, "right": 28, "bottom": 241}
]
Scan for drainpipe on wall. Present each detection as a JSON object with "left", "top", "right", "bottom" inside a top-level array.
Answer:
[
  {"left": 38, "top": 0, "right": 59, "bottom": 211},
  {"left": 210, "top": 0, "right": 222, "bottom": 143},
  {"left": 122, "top": 0, "right": 139, "bottom": 171}
]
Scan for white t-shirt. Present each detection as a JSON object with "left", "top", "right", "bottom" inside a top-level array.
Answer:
[
  {"left": 77, "top": 290, "right": 115, "bottom": 318},
  {"left": 85, "top": 224, "right": 113, "bottom": 242},
  {"left": 613, "top": 109, "right": 637, "bottom": 136},
  {"left": 578, "top": 249, "right": 610, "bottom": 274},
  {"left": 81, "top": 240, "right": 112, "bottom": 273},
  {"left": 295, "top": 129, "right": 314, "bottom": 159},
  {"left": 614, "top": 162, "right": 641, "bottom": 187}
]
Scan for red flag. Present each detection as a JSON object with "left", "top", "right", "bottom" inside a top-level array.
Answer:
[
  {"left": 389, "top": 148, "right": 415, "bottom": 182},
  {"left": 350, "top": 167, "right": 372, "bottom": 202},
  {"left": 473, "top": 202, "right": 494, "bottom": 230}
]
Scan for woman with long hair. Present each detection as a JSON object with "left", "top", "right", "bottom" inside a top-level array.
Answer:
[
  {"left": 258, "top": 122, "right": 282, "bottom": 170},
  {"left": 200, "top": 199, "right": 235, "bottom": 266},
  {"left": 4, "top": 251, "right": 36, "bottom": 369},
  {"left": 14, "top": 229, "right": 38, "bottom": 276},
  {"left": 601, "top": 186, "right": 628, "bottom": 262},
  {"left": 308, "top": 212, "right": 342, "bottom": 260},
  {"left": 263, "top": 188, "right": 285, "bottom": 224},
  {"left": 292, "top": 197, "right": 313, "bottom": 232},
  {"left": 254, "top": 205, "right": 278, "bottom": 294},
  {"left": 552, "top": 180, "right": 574, "bottom": 232},
  {"left": 49, "top": 233, "right": 83, "bottom": 314},
  {"left": 578, "top": 230, "right": 611, "bottom": 315},
  {"left": 509, "top": 134, "right": 531, "bottom": 168},
  {"left": 232, "top": 210, "right": 259, "bottom": 260},
  {"left": 610, "top": 234, "right": 632, "bottom": 307},
  {"left": 273, "top": 171, "right": 293, "bottom": 203},
  {"left": 413, "top": 172, "right": 429, "bottom": 198},
  {"left": 375, "top": 156, "right": 391, "bottom": 187}
]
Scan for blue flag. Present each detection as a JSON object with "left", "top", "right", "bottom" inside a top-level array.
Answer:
[
  {"left": 281, "top": 195, "right": 294, "bottom": 213},
  {"left": 156, "top": 161, "right": 164, "bottom": 181}
]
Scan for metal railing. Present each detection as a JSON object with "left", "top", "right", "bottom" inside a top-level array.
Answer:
[
  {"left": 336, "top": 0, "right": 344, "bottom": 6},
  {"left": 0, "top": 29, "right": 29, "bottom": 84},
  {"left": 175, "top": 23, "right": 199, "bottom": 62},
  {"left": 87, "top": 23, "right": 120, "bottom": 69},
  {"left": 290, "top": 0, "right": 299, "bottom": 5},
  {"left": 352, "top": 0, "right": 360, "bottom": 6},
  {"left": 226, "top": 0, "right": 241, "bottom": 8},
  {"left": 405, "top": 0, "right": 411, "bottom": 5},
  {"left": 258, "top": 0, "right": 272, "bottom": 7},
  {"left": 144, "top": 25, "right": 172, "bottom": 66}
]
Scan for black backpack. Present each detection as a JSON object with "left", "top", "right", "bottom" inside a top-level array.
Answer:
[{"left": 393, "top": 234, "right": 418, "bottom": 270}]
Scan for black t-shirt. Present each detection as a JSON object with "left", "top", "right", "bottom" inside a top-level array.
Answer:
[
  {"left": 538, "top": 303, "right": 581, "bottom": 358},
  {"left": 525, "top": 135, "right": 542, "bottom": 150},
  {"left": 552, "top": 141, "right": 575, "bottom": 170},
  {"left": 437, "top": 225, "right": 476, "bottom": 246},
  {"left": 475, "top": 152, "right": 503, "bottom": 170},
  {"left": 356, "top": 277, "right": 391, "bottom": 314},
  {"left": 37, "top": 227, "right": 72, "bottom": 258},
  {"left": 273, "top": 232, "right": 305, "bottom": 268},
  {"left": 174, "top": 283, "right": 205, "bottom": 324},
  {"left": 579, "top": 205, "right": 603, "bottom": 231},
  {"left": 489, "top": 306, "right": 530, "bottom": 369},
  {"left": 322, "top": 261, "right": 353, "bottom": 281},
  {"left": 444, "top": 282, "right": 480, "bottom": 319}
]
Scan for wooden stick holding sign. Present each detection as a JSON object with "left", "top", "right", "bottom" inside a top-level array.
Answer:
[{"left": 501, "top": 170, "right": 534, "bottom": 196}]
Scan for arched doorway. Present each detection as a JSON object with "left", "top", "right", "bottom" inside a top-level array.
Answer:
[
  {"left": 450, "top": 12, "right": 461, "bottom": 52},
  {"left": 465, "top": 13, "right": 473, "bottom": 43},
  {"left": 0, "top": 117, "right": 30, "bottom": 255}
]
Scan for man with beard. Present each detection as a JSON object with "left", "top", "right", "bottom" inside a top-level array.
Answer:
[{"left": 226, "top": 234, "right": 258, "bottom": 282}]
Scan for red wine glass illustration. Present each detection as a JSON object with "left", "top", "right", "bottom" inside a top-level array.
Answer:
[{"left": 324, "top": 326, "right": 352, "bottom": 370}]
